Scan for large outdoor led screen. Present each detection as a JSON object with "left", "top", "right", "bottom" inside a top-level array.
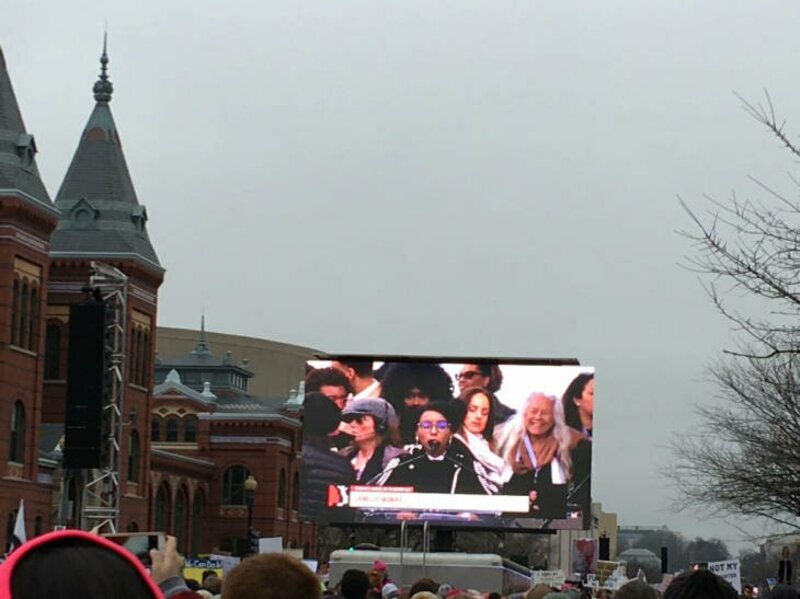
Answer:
[{"left": 300, "top": 358, "right": 594, "bottom": 530}]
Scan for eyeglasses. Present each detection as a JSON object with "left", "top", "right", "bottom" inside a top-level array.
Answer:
[
  {"left": 417, "top": 420, "right": 450, "bottom": 431},
  {"left": 325, "top": 394, "right": 348, "bottom": 403},
  {"left": 456, "top": 371, "right": 482, "bottom": 382},
  {"left": 342, "top": 414, "right": 368, "bottom": 424}
]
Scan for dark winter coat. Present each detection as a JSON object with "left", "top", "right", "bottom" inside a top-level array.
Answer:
[{"left": 300, "top": 439, "right": 355, "bottom": 520}]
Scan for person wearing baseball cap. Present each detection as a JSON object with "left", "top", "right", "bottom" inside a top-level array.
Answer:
[{"left": 338, "top": 398, "right": 406, "bottom": 484}]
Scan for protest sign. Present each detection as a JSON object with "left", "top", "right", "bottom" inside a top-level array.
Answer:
[
  {"left": 596, "top": 561, "right": 620, "bottom": 585},
  {"left": 210, "top": 554, "right": 241, "bottom": 576},
  {"left": 572, "top": 538, "right": 597, "bottom": 574},
  {"left": 258, "top": 537, "right": 283, "bottom": 554},
  {"left": 531, "top": 570, "right": 565, "bottom": 587},
  {"left": 708, "top": 560, "right": 741, "bottom": 593}
]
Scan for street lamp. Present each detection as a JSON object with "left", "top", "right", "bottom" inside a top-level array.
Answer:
[{"left": 245, "top": 475, "right": 258, "bottom": 555}]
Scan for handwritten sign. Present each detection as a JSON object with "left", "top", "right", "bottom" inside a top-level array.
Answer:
[
  {"left": 531, "top": 570, "right": 565, "bottom": 587},
  {"left": 708, "top": 560, "right": 741, "bottom": 593},
  {"left": 596, "top": 560, "right": 620, "bottom": 585}
]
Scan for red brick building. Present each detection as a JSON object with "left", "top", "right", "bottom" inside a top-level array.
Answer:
[{"left": 0, "top": 44, "right": 315, "bottom": 555}]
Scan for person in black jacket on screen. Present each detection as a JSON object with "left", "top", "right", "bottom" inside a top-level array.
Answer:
[{"left": 300, "top": 392, "right": 355, "bottom": 520}]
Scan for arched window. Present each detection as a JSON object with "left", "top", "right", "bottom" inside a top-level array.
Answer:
[
  {"left": 174, "top": 487, "right": 188, "bottom": 552},
  {"left": 184, "top": 416, "right": 198, "bottom": 443},
  {"left": 28, "top": 286, "right": 38, "bottom": 351},
  {"left": 165, "top": 418, "right": 179, "bottom": 442},
  {"left": 19, "top": 282, "right": 29, "bottom": 349},
  {"left": 127, "top": 431, "right": 140, "bottom": 483},
  {"left": 129, "top": 329, "right": 139, "bottom": 386},
  {"left": 11, "top": 279, "right": 20, "bottom": 346},
  {"left": 278, "top": 469, "right": 287, "bottom": 509},
  {"left": 44, "top": 323, "right": 61, "bottom": 379},
  {"left": 10, "top": 401, "right": 25, "bottom": 463},
  {"left": 140, "top": 331, "right": 150, "bottom": 387},
  {"left": 154, "top": 483, "right": 170, "bottom": 532},
  {"left": 222, "top": 466, "right": 250, "bottom": 505},
  {"left": 151, "top": 418, "right": 161, "bottom": 443},
  {"left": 292, "top": 472, "right": 300, "bottom": 511},
  {"left": 191, "top": 491, "right": 204, "bottom": 555}
]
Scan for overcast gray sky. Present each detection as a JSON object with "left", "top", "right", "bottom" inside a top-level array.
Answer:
[{"left": 4, "top": 1, "right": 800, "bottom": 550}]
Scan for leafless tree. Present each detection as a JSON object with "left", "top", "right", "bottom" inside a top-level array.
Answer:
[{"left": 673, "top": 92, "right": 800, "bottom": 528}]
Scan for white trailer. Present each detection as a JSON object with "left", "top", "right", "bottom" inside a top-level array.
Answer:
[{"left": 328, "top": 549, "right": 532, "bottom": 595}]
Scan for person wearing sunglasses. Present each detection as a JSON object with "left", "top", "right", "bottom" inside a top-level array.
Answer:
[
  {"left": 375, "top": 401, "right": 486, "bottom": 495},
  {"left": 337, "top": 398, "right": 406, "bottom": 483},
  {"left": 455, "top": 363, "right": 516, "bottom": 426}
]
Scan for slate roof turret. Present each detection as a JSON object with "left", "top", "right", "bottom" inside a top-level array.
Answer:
[
  {"left": 51, "top": 38, "right": 162, "bottom": 273},
  {"left": 0, "top": 46, "right": 55, "bottom": 211}
]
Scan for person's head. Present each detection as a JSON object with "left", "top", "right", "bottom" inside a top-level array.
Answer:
[
  {"left": 458, "top": 387, "right": 495, "bottom": 440},
  {"left": 501, "top": 391, "right": 572, "bottom": 475},
  {"left": 597, "top": 590, "right": 613, "bottom": 599},
  {"left": 741, "top": 584, "right": 754, "bottom": 598},
  {"left": 381, "top": 363, "right": 454, "bottom": 413},
  {"left": 524, "top": 393, "right": 557, "bottom": 438},
  {"left": 562, "top": 373, "right": 595, "bottom": 432},
  {"left": 409, "top": 578, "right": 439, "bottom": 598},
  {"left": 525, "top": 583, "right": 555, "bottom": 599},
  {"left": 783, "top": 545, "right": 792, "bottom": 558},
  {"left": 222, "top": 553, "right": 321, "bottom": 599},
  {"left": 455, "top": 363, "right": 503, "bottom": 393},
  {"left": 382, "top": 583, "right": 401, "bottom": 599},
  {"left": 341, "top": 398, "right": 399, "bottom": 447},
  {"left": 202, "top": 574, "right": 222, "bottom": 594},
  {"left": 417, "top": 402, "right": 459, "bottom": 457},
  {"left": 341, "top": 569, "right": 371, "bottom": 599},
  {"left": 303, "top": 392, "right": 344, "bottom": 438},
  {"left": 663, "top": 569, "right": 738, "bottom": 599},
  {"left": 331, "top": 359, "right": 372, "bottom": 391},
  {"left": 306, "top": 367, "right": 353, "bottom": 409},
  {"left": 0, "top": 530, "right": 162, "bottom": 599},
  {"left": 201, "top": 569, "right": 217, "bottom": 583},
  {"left": 614, "top": 580, "right": 658, "bottom": 599}
]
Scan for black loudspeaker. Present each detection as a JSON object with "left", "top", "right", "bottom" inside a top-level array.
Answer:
[
  {"left": 599, "top": 535, "right": 610, "bottom": 560},
  {"left": 661, "top": 546, "right": 669, "bottom": 574},
  {"left": 63, "top": 301, "right": 107, "bottom": 469}
]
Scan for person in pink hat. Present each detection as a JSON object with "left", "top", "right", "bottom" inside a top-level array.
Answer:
[{"left": 0, "top": 529, "right": 199, "bottom": 599}]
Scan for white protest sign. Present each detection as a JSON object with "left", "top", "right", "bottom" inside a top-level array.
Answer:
[
  {"left": 209, "top": 554, "right": 241, "bottom": 576},
  {"left": 531, "top": 570, "right": 565, "bottom": 587},
  {"left": 303, "top": 559, "right": 319, "bottom": 573},
  {"left": 708, "top": 560, "right": 741, "bottom": 593},
  {"left": 258, "top": 537, "right": 283, "bottom": 554}
]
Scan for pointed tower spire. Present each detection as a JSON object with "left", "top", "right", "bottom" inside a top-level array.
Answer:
[
  {"left": 0, "top": 45, "right": 54, "bottom": 208},
  {"left": 192, "top": 314, "right": 211, "bottom": 355},
  {"left": 51, "top": 36, "right": 162, "bottom": 274},
  {"left": 93, "top": 32, "right": 113, "bottom": 103}
]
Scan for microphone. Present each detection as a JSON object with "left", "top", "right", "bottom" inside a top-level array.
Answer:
[
  {"left": 363, "top": 449, "right": 430, "bottom": 485},
  {"left": 428, "top": 440, "right": 441, "bottom": 452}
]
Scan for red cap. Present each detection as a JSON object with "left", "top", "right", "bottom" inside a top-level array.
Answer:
[{"left": 0, "top": 529, "right": 162, "bottom": 598}]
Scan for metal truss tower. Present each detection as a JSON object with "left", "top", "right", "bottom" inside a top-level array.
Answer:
[{"left": 80, "top": 262, "right": 128, "bottom": 533}]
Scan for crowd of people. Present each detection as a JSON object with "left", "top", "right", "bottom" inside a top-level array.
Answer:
[
  {"left": 0, "top": 528, "right": 794, "bottom": 599},
  {"left": 301, "top": 360, "right": 594, "bottom": 522}
]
